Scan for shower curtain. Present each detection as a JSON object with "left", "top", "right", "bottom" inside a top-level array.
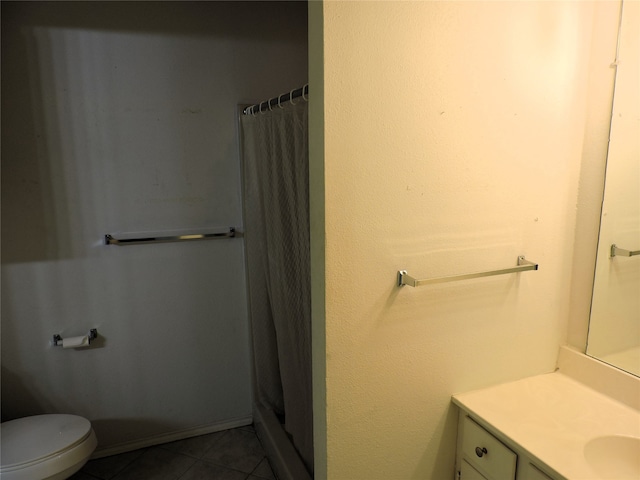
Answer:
[{"left": 240, "top": 100, "right": 313, "bottom": 475}]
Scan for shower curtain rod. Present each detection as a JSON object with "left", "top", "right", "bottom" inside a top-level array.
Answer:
[{"left": 243, "top": 84, "right": 308, "bottom": 115}]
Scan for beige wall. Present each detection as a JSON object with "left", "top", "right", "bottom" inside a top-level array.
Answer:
[{"left": 310, "top": 2, "right": 619, "bottom": 478}]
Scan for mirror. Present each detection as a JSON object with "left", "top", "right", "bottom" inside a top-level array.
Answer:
[{"left": 587, "top": 1, "right": 639, "bottom": 376}]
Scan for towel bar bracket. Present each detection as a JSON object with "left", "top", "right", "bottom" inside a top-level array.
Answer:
[{"left": 611, "top": 244, "right": 640, "bottom": 257}]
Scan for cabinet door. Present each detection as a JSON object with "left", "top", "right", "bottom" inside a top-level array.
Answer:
[{"left": 461, "top": 459, "right": 489, "bottom": 480}]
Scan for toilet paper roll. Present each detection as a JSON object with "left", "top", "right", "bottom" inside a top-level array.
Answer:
[{"left": 62, "top": 335, "right": 90, "bottom": 348}]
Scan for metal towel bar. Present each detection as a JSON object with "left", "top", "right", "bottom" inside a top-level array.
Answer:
[
  {"left": 398, "top": 255, "right": 538, "bottom": 287},
  {"left": 610, "top": 244, "right": 640, "bottom": 257},
  {"left": 105, "top": 227, "right": 236, "bottom": 246}
]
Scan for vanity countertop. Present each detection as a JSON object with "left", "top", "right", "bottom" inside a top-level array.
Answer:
[{"left": 452, "top": 370, "right": 640, "bottom": 479}]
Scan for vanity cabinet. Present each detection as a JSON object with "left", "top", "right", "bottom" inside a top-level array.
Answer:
[
  {"left": 455, "top": 411, "right": 558, "bottom": 480},
  {"left": 452, "top": 350, "right": 640, "bottom": 480}
]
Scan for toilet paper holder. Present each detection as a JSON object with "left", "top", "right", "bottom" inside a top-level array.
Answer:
[{"left": 53, "top": 329, "right": 98, "bottom": 347}]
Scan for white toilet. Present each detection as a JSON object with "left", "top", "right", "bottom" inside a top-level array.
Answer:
[{"left": 0, "top": 414, "right": 97, "bottom": 480}]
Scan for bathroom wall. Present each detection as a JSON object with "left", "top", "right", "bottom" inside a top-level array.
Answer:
[
  {"left": 310, "top": 2, "right": 619, "bottom": 479},
  {"left": 1, "top": 1, "right": 308, "bottom": 452}
]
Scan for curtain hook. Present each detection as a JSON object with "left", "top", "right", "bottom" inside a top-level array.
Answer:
[
  {"left": 268, "top": 99, "right": 273, "bottom": 111},
  {"left": 290, "top": 89, "right": 298, "bottom": 105},
  {"left": 302, "top": 84, "right": 309, "bottom": 102},
  {"left": 259, "top": 101, "right": 267, "bottom": 114},
  {"left": 277, "top": 94, "right": 284, "bottom": 109}
]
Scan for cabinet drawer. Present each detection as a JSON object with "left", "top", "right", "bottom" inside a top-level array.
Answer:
[{"left": 461, "top": 416, "right": 517, "bottom": 480}]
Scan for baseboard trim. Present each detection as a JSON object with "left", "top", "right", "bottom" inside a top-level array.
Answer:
[{"left": 91, "top": 415, "right": 253, "bottom": 459}]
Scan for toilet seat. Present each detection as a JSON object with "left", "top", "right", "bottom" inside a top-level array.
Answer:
[{"left": 0, "top": 414, "right": 97, "bottom": 480}]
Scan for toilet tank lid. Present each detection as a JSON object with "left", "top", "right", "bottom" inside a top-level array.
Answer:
[{"left": 0, "top": 414, "right": 93, "bottom": 468}]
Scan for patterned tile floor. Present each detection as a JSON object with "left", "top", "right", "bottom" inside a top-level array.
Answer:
[{"left": 69, "top": 425, "right": 276, "bottom": 480}]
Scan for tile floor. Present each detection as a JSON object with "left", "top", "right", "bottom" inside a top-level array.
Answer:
[{"left": 69, "top": 425, "right": 276, "bottom": 480}]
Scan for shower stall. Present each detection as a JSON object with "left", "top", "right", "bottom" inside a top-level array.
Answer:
[{"left": 240, "top": 86, "right": 313, "bottom": 480}]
